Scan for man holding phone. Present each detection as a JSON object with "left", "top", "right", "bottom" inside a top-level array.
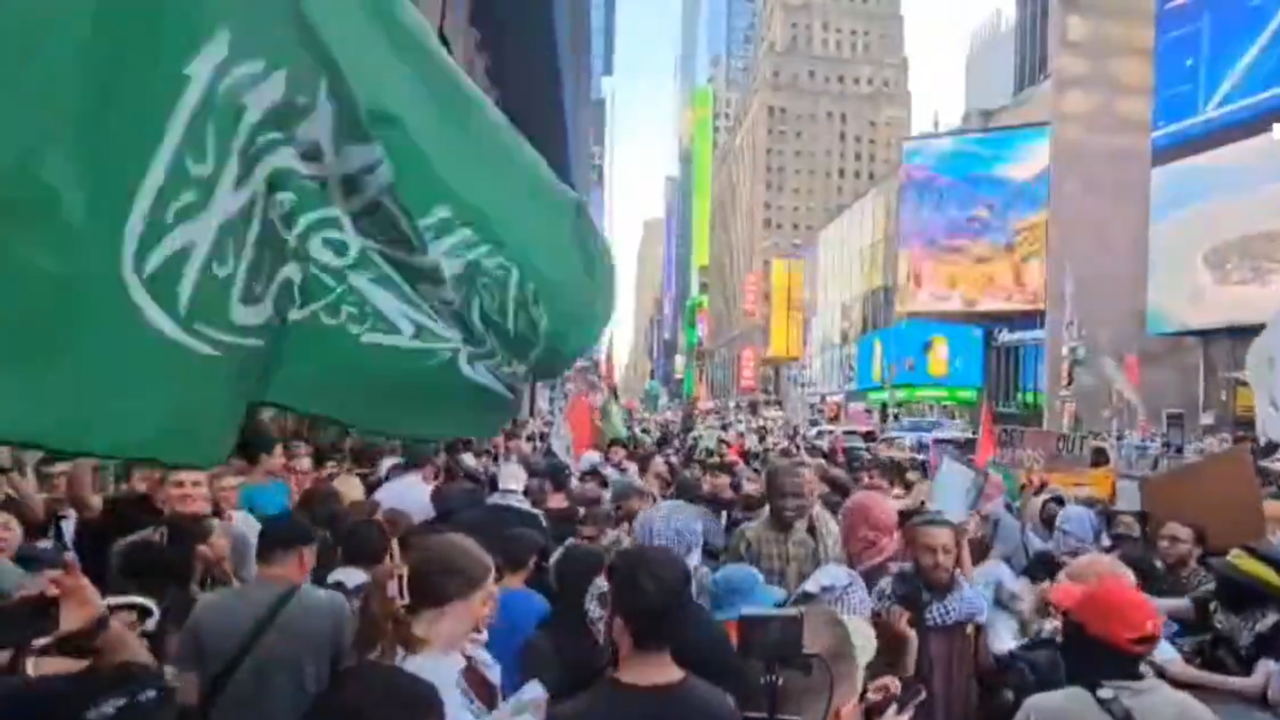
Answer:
[{"left": 0, "top": 557, "right": 172, "bottom": 720}]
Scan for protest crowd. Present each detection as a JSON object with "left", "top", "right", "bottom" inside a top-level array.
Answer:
[{"left": 2, "top": 401, "right": 1280, "bottom": 720}]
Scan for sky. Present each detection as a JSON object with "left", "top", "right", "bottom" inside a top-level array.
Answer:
[{"left": 606, "top": 0, "right": 1016, "bottom": 368}]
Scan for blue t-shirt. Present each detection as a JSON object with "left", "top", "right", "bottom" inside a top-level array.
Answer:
[
  {"left": 239, "top": 479, "right": 292, "bottom": 519},
  {"left": 486, "top": 586, "right": 550, "bottom": 696}
]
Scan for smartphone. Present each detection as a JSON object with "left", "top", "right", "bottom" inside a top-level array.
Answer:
[{"left": 0, "top": 594, "right": 59, "bottom": 650}]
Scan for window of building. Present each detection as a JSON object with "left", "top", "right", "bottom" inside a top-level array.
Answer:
[
  {"left": 764, "top": 217, "right": 772, "bottom": 229},
  {"left": 837, "top": 74, "right": 845, "bottom": 84},
  {"left": 837, "top": 168, "right": 845, "bottom": 179}
]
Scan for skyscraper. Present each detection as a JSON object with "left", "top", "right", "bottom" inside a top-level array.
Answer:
[{"left": 709, "top": 0, "right": 911, "bottom": 350}]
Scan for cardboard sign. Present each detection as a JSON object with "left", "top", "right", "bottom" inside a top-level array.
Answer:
[
  {"left": 1140, "top": 445, "right": 1265, "bottom": 554},
  {"left": 993, "top": 426, "right": 1115, "bottom": 500}
]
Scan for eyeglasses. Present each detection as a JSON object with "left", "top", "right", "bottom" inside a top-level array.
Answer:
[{"left": 1156, "top": 534, "right": 1193, "bottom": 546}]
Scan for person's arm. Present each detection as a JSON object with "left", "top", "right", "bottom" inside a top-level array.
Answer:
[
  {"left": 2, "top": 464, "right": 45, "bottom": 528},
  {"left": 66, "top": 459, "right": 102, "bottom": 519},
  {"left": 1155, "top": 655, "right": 1269, "bottom": 697}
]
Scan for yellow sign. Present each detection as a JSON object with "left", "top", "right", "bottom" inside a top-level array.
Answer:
[
  {"left": 1237, "top": 385, "right": 1256, "bottom": 419},
  {"left": 766, "top": 259, "right": 805, "bottom": 361}
]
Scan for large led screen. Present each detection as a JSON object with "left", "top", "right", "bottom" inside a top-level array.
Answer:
[
  {"left": 1152, "top": 0, "right": 1280, "bottom": 160},
  {"left": 896, "top": 124, "right": 1050, "bottom": 314},
  {"left": 854, "top": 320, "right": 984, "bottom": 391},
  {"left": 1147, "top": 133, "right": 1280, "bottom": 333}
]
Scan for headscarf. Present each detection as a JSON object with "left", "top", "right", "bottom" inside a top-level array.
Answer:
[
  {"left": 632, "top": 499, "right": 712, "bottom": 605},
  {"left": 793, "top": 563, "right": 873, "bottom": 620},
  {"left": 985, "top": 506, "right": 1032, "bottom": 574},
  {"left": 840, "top": 490, "right": 901, "bottom": 572},
  {"left": 1052, "top": 505, "right": 1103, "bottom": 559}
]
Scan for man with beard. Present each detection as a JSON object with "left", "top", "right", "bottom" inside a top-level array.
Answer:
[{"left": 726, "top": 461, "right": 844, "bottom": 593}]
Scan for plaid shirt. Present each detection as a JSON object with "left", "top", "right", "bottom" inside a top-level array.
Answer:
[{"left": 727, "top": 505, "right": 845, "bottom": 593}]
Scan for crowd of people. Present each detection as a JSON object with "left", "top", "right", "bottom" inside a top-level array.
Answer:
[{"left": 0, "top": 408, "right": 1274, "bottom": 720}]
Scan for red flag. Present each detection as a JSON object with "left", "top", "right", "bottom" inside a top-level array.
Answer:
[{"left": 975, "top": 399, "right": 996, "bottom": 468}]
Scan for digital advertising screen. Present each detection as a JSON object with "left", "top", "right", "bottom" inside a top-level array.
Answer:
[
  {"left": 1147, "top": 0, "right": 1280, "bottom": 334},
  {"left": 1152, "top": 0, "right": 1280, "bottom": 162},
  {"left": 853, "top": 320, "right": 985, "bottom": 392},
  {"left": 896, "top": 124, "right": 1050, "bottom": 314},
  {"left": 1147, "top": 132, "right": 1280, "bottom": 333}
]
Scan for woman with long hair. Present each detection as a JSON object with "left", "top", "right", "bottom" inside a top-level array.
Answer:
[{"left": 356, "top": 532, "right": 499, "bottom": 720}]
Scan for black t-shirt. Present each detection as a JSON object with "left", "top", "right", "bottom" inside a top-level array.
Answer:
[
  {"left": 73, "top": 493, "right": 163, "bottom": 590},
  {"left": 0, "top": 662, "right": 174, "bottom": 720},
  {"left": 548, "top": 675, "right": 738, "bottom": 720},
  {"left": 544, "top": 506, "right": 581, "bottom": 547}
]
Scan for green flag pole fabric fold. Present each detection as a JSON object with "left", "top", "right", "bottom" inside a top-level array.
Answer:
[{"left": 0, "top": 0, "right": 613, "bottom": 466}]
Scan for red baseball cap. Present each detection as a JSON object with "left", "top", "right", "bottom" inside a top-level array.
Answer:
[{"left": 1047, "top": 577, "right": 1161, "bottom": 655}]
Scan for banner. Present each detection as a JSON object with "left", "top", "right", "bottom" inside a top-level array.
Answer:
[
  {"left": 0, "top": 0, "right": 613, "bottom": 465},
  {"left": 993, "top": 426, "right": 1115, "bottom": 501},
  {"left": 690, "top": 86, "right": 714, "bottom": 283}
]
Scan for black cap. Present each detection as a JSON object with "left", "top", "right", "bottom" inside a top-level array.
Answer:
[{"left": 255, "top": 513, "right": 318, "bottom": 563}]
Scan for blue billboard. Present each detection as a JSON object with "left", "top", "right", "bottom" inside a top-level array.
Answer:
[
  {"left": 854, "top": 320, "right": 985, "bottom": 392},
  {"left": 1152, "top": 0, "right": 1280, "bottom": 157}
]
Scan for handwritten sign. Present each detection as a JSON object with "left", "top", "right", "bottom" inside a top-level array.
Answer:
[{"left": 993, "top": 426, "right": 1115, "bottom": 501}]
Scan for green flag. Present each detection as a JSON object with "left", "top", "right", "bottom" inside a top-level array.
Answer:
[{"left": 0, "top": 0, "right": 613, "bottom": 466}]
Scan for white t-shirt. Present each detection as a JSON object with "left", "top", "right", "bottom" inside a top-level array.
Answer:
[
  {"left": 372, "top": 471, "right": 435, "bottom": 524},
  {"left": 396, "top": 648, "right": 501, "bottom": 720}
]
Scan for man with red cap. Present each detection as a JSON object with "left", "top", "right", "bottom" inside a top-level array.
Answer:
[{"left": 1014, "top": 578, "right": 1215, "bottom": 720}]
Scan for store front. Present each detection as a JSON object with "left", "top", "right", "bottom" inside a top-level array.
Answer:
[{"left": 986, "top": 325, "right": 1046, "bottom": 427}]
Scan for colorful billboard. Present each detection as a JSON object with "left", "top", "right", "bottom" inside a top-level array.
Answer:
[
  {"left": 1152, "top": 0, "right": 1280, "bottom": 160},
  {"left": 690, "top": 86, "right": 714, "bottom": 284},
  {"left": 765, "top": 259, "right": 805, "bottom": 361},
  {"left": 661, "top": 177, "right": 679, "bottom": 341},
  {"left": 1147, "top": 1, "right": 1280, "bottom": 334},
  {"left": 896, "top": 124, "right": 1050, "bottom": 314},
  {"left": 854, "top": 320, "right": 985, "bottom": 398}
]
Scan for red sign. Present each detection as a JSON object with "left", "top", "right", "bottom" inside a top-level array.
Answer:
[
  {"left": 738, "top": 347, "right": 759, "bottom": 394},
  {"left": 743, "top": 272, "right": 760, "bottom": 319}
]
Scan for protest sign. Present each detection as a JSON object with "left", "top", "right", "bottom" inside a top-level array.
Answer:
[
  {"left": 1140, "top": 445, "right": 1265, "bottom": 554},
  {"left": 930, "top": 456, "right": 983, "bottom": 523},
  {"left": 992, "top": 426, "right": 1115, "bottom": 501}
]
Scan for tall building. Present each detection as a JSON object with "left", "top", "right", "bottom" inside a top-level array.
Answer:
[
  {"left": 964, "top": 9, "right": 1015, "bottom": 117},
  {"left": 588, "top": 0, "right": 618, "bottom": 230},
  {"left": 709, "top": 0, "right": 911, "bottom": 353},
  {"left": 1013, "top": 0, "right": 1050, "bottom": 95},
  {"left": 622, "top": 219, "right": 668, "bottom": 399}
]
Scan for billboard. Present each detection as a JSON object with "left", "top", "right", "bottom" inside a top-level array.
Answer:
[
  {"left": 1147, "top": 0, "right": 1280, "bottom": 334},
  {"left": 661, "top": 177, "right": 679, "bottom": 341},
  {"left": 738, "top": 347, "right": 759, "bottom": 394},
  {"left": 854, "top": 320, "right": 985, "bottom": 392},
  {"left": 1152, "top": 0, "right": 1280, "bottom": 161},
  {"left": 765, "top": 259, "right": 805, "bottom": 361},
  {"left": 743, "top": 271, "right": 761, "bottom": 319},
  {"left": 690, "top": 86, "right": 714, "bottom": 284},
  {"left": 896, "top": 124, "right": 1050, "bottom": 314},
  {"left": 1147, "top": 133, "right": 1280, "bottom": 333}
]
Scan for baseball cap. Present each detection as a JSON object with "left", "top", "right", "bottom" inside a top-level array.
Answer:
[
  {"left": 1047, "top": 577, "right": 1161, "bottom": 655},
  {"left": 710, "top": 563, "right": 787, "bottom": 621}
]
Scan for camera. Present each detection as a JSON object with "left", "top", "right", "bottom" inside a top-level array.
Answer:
[{"left": 738, "top": 608, "right": 805, "bottom": 667}]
